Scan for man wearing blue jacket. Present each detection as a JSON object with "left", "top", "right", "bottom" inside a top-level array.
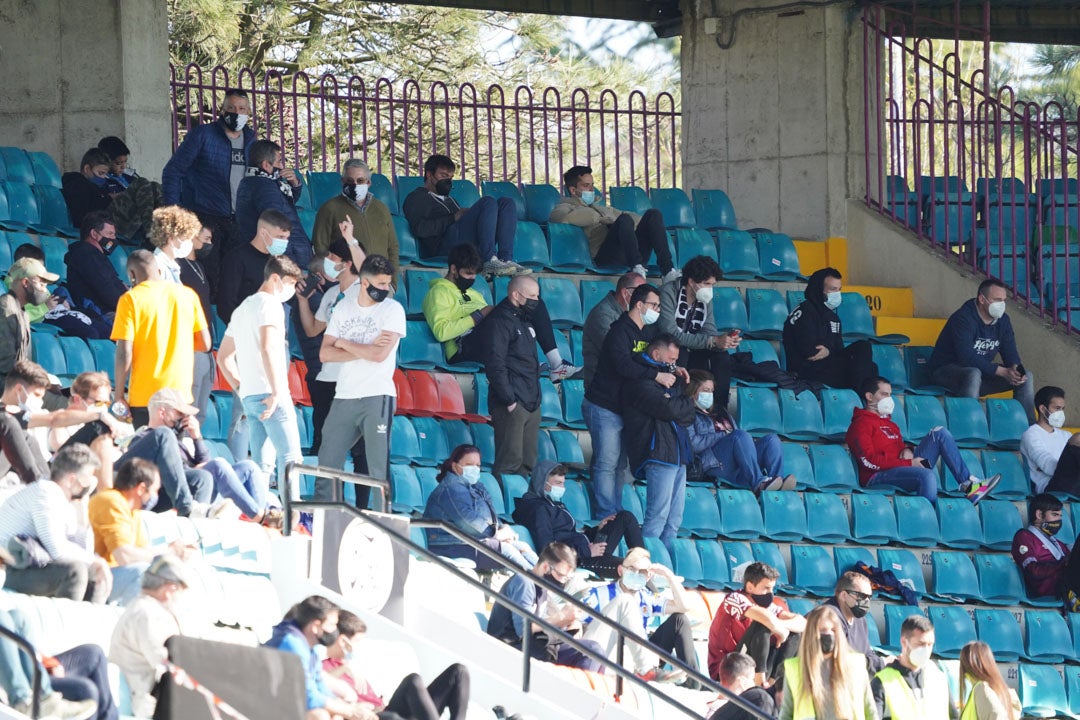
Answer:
[
  {"left": 235, "top": 140, "right": 313, "bottom": 272},
  {"left": 929, "top": 278, "right": 1034, "bottom": 420}
]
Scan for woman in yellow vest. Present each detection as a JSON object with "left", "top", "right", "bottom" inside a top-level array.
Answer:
[
  {"left": 958, "top": 641, "right": 1020, "bottom": 720},
  {"left": 780, "top": 606, "right": 876, "bottom": 720}
]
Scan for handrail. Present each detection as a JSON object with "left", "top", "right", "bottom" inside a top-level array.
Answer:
[
  {"left": 0, "top": 624, "right": 43, "bottom": 719},
  {"left": 280, "top": 465, "right": 772, "bottom": 720},
  {"left": 282, "top": 462, "right": 392, "bottom": 514}
]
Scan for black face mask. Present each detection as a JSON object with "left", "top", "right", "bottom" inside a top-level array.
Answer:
[
  {"left": 70, "top": 486, "right": 90, "bottom": 501},
  {"left": 521, "top": 297, "right": 539, "bottom": 318},
  {"left": 221, "top": 112, "right": 242, "bottom": 131},
  {"left": 1040, "top": 520, "right": 1063, "bottom": 536},
  {"left": 100, "top": 238, "right": 117, "bottom": 255},
  {"left": 367, "top": 284, "right": 390, "bottom": 303},
  {"left": 819, "top": 633, "right": 836, "bottom": 654},
  {"left": 195, "top": 243, "right": 215, "bottom": 260},
  {"left": 434, "top": 178, "right": 453, "bottom": 196},
  {"left": 318, "top": 629, "right": 338, "bottom": 647},
  {"left": 453, "top": 274, "right": 475, "bottom": 293},
  {"left": 749, "top": 591, "right": 773, "bottom": 608},
  {"left": 850, "top": 600, "right": 871, "bottom": 619}
]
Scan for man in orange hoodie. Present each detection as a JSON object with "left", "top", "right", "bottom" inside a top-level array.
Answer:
[{"left": 845, "top": 376, "right": 1000, "bottom": 504}]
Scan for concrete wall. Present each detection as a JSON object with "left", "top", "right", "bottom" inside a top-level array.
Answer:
[
  {"left": 681, "top": 0, "right": 865, "bottom": 239},
  {"left": 0, "top": 0, "right": 171, "bottom": 180},
  {"left": 847, "top": 200, "right": 1080, "bottom": 406}
]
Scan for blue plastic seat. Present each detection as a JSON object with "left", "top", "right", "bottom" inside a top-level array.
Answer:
[
  {"left": 33, "top": 185, "right": 78, "bottom": 237},
  {"left": 408, "top": 416, "right": 449, "bottom": 466},
  {"left": 28, "top": 151, "right": 62, "bottom": 188},
  {"left": 852, "top": 494, "right": 898, "bottom": 544},
  {"left": 803, "top": 494, "right": 849, "bottom": 543},
  {"left": 735, "top": 387, "right": 781, "bottom": 436},
  {"left": 979, "top": 500, "right": 1023, "bottom": 551},
  {"left": 538, "top": 379, "right": 563, "bottom": 427},
  {"left": 2, "top": 181, "right": 40, "bottom": 229},
  {"left": 513, "top": 221, "right": 551, "bottom": 269},
  {"left": 903, "top": 346, "right": 947, "bottom": 394},
  {"left": 397, "top": 321, "right": 445, "bottom": 370},
  {"left": 737, "top": 339, "right": 780, "bottom": 367},
  {"left": 931, "top": 551, "right": 981, "bottom": 602},
  {"left": 470, "top": 423, "right": 495, "bottom": 470},
  {"left": 480, "top": 181, "right": 526, "bottom": 216},
  {"left": 521, "top": 184, "right": 561, "bottom": 225},
  {"left": 0, "top": 148, "right": 33, "bottom": 184},
  {"left": 534, "top": 428, "right": 556, "bottom": 464},
  {"left": 391, "top": 215, "right": 420, "bottom": 263},
  {"left": 1068, "top": 666, "right": 1080, "bottom": 717},
  {"left": 473, "top": 471, "right": 507, "bottom": 521},
  {"left": 716, "top": 488, "right": 764, "bottom": 540},
  {"left": 56, "top": 336, "right": 95, "bottom": 376},
  {"left": 755, "top": 233, "right": 802, "bottom": 280},
  {"left": 642, "top": 537, "right": 674, "bottom": 570},
  {"left": 404, "top": 269, "right": 441, "bottom": 317},
  {"left": 388, "top": 465, "right": 424, "bottom": 513},
  {"left": 937, "top": 448, "right": 982, "bottom": 496},
  {"left": 760, "top": 491, "right": 807, "bottom": 541},
  {"left": 1024, "top": 610, "right": 1076, "bottom": 663},
  {"left": 673, "top": 227, "right": 718, "bottom": 266},
  {"left": 833, "top": 546, "right": 875, "bottom": 576},
  {"left": 201, "top": 398, "right": 222, "bottom": 440},
  {"left": 546, "top": 223, "right": 594, "bottom": 272},
  {"left": 871, "top": 345, "right": 909, "bottom": 391},
  {"left": 30, "top": 332, "right": 67, "bottom": 379},
  {"left": 935, "top": 497, "right": 983, "bottom": 549},
  {"left": 779, "top": 389, "right": 824, "bottom": 441},
  {"left": 975, "top": 552, "right": 1025, "bottom": 605},
  {"left": 498, "top": 473, "right": 528, "bottom": 513},
  {"left": 722, "top": 542, "right": 755, "bottom": 581},
  {"left": 837, "top": 292, "right": 908, "bottom": 344},
  {"left": 903, "top": 395, "right": 947, "bottom": 442},
  {"left": 750, "top": 542, "right": 796, "bottom": 592},
  {"left": 368, "top": 173, "right": 397, "bottom": 214},
  {"left": 744, "top": 289, "right": 787, "bottom": 340},
  {"left": 926, "top": 606, "right": 977, "bottom": 658},
  {"left": 712, "top": 287, "right": 750, "bottom": 333},
  {"left": 622, "top": 483, "right": 645, "bottom": 525},
  {"left": 877, "top": 548, "right": 928, "bottom": 597},
  {"left": 691, "top": 189, "right": 738, "bottom": 231},
  {"left": 307, "top": 171, "right": 343, "bottom": 209},
  {"left": 440, "top": 419, "right": 474, "bottom": 454},
  {"left": 820, "top": 388, "right": 861, "bottom": 442},
  {"left": 671, "top": 538, "right": 705, "bottom": 587},
  {"left": 579, "top": 279, "right": 616, "bottom": 317},
  {"left": 882, "top": 605, "right": 925, "bottom": 654},
  {"left": 781, "top": 443, "right": 815, "bottom": 491},
  {"left": 985, "top": 398, "right": 1028, "bottom": 449},
  {"left": 649, "top": 188, "right": 696, "bottom": 228},
  {"left": 680, "top": 485, "right": 723, "bottom": 538},
  {"left": 296, "top": 208, "right": 316, "bottom": 239},
  {"left": 717, "top": 229, "right": 759, "bottom": 280},
  {"left": 943, "top": 397, "right": 991, "bottom": 447},
  {"left": 980, "top": 451, "right": 1030, "bottom": 499},
  {"left": 696, "top": 540, "right": 732, "bottom": 590},
  {"left": 894, "top": 495, "right": 940, "bottom": 547},
  {"left": 608, "top": 186, "right": 651, "bottom": 215},
  {"left": 538, "top": 277, "right": 583, "bottom": 328},
  {"left": 447, "top": 179, "right": 481, "bottom": 209},
  {"left": 973, "top": 608, "right": 1024, "bottom": 661},
  {"left": 790, "top": 544, "right": 836, "bottom": 596},
  {"left": 808, "top": 445, "right": 859, "bottom": 492},
  {"left": 548, "top": 429, "right": 584, "bottom": 468},
  {"left": 1019, "top": 663, "right": 1071, "bottom": 718}
]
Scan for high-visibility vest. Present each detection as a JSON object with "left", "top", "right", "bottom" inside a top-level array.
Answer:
[
  {"left": 874, "top": 664, "right": 949, "bottom": 720},
  {"left": 783, "top": 654, "right": 872, "bottom": 720},
  {"left": 960, "top": 680, "right": 1020, "bottom": 720}
]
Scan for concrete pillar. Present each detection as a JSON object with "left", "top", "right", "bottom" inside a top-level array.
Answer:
[
  {"left": 681, "top": 1, "right": 866, "bottom": 239},
  {"left": 0, "top": 0, "right": 171, "bottom": 180}
]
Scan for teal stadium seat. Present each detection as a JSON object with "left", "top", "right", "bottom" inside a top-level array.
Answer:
[
  {"left": 671, "top": 538, "right": 705, "bottom": 587},
  {"left": 622, "top": 484, "right": 645, "bottom": 525},
  {"left": 31, "top": 332, "right": 68, "bottom": 380},
  {"left": 722, "top": 541, "right": 755, "bottom": 582},
  {"left": 973, "top": 608, "right": 1024, "bottom": 661},
  {"left": 548, "top": 429, "right": 584, "bottom": 468},
  {"left": 0, "top": 231, "right": 12, "bottom": 269},
  {"left": 297, "top": 209, "right": 316, "bottom": 238},
  {"left": 0, "top": 148, "right": 33, "bottom": 184},
  {"left": 480, "top": 181, "right": 525, "bottom": 216},
  {"left": 410, "top": 416, "right": 449, "bottom": 466},
  {"left": 472, "top": 373, "right": 490, "bottom": 418},
  {"left": 852, "top": 494, "right": 898, "bottom": 544},
  {"left": 536, "top": 429, "right": 557, "bottom": 463},
  {"left": 522, "top": 184, "right": 561, "bottom": 225},
  {"left": 938, "top": 448, "right": 982, "bottom": 496},
  {"left": 560, "top": 379, "right": 585, "bottom": 429},
  {"left": 691, "top": 189, "right": 738, "bottom": 231},
  {"left": 33, "top": 185, "right": 78, "bottom": 237},
  {"left": 883, "top": 605, "right": 924, "bottom": 654},
  {"left": 935, "top": 497, "right": 983, "bottom": 549},
  {"left": 944, "top": 396, "right": 991, "bottom": 447},
  {"left": 931, "top": 551, "right": 981, "bottom": 602},
  {"left": 779, "top": 389, "right": 825, "bottom": 441},
  {"left": 785, "top": 290, "right": 805, "bottom": 312},
  {"left": 1025, "top": 610, "right": 1076, "bottom": 663},
  {"left": 975, "top": 553, "right": 1025, "bottom": 605},
  {"left": 712, "top": 287, "right": 750, "bottom": 333},
  {"left": 716, "top": 488, "right": 764, "bottom": 540},
  {"left": 642, "top": 537, "right": 673, "bottom": 570},
  {"left": 404, "top": 269, "right": 441, "bottom": 317},
  {"left": 366, "top": 173, "right": 397, "bottom": 214},
  {"left": 744, "top": 289, "right": 787, "bottom": 340},
  {"left": 834, "top": 546, "right": 875, "bottom": 575},
  {"left": 477, "top": 471, "right": 508, "bottom": 520},
  {"left": 57, "top": 336, "right": 95, "bottom": 376},
  {"left": 2, "top": 181, "right": 41, "bottom": 230},
  {"left": 440, "top": 419, "right": 473, "bottom": 452},
  {"left": 649, "top": 188, "right": 696, "bottom": 228},
  {"left": 307, "top": 171, "right": 344, "bottom": 208},
  {"left": 926, "top": 606, "right": 977, "bottom": 658},
  {"left": 546, "top": 223, "right": 594, "bottom": 273},
  {"left": 560, "top": 480, "right": 591, "bottom": 526},
  {"left": 472, "top": 275, "right": 494, "bottom": 305},
  {"left": 538, "top": 277, "right": 583, "bottom": 328},
  {"left": 755, "top": 233, "right": 803, "bottom": 281},
  {"left": 696, "top": 540, "right": 732, "bottom": 590},
  {"left": 737, "top": 338, "right": 781, "bottom": 366},
  {"left": 790, "top": 544, "right": 837, "bottom": 596},
  {"left": 608, "top": 186, "right": 651, "bottom": 215},
  {"left": 394, "top": 273, "right": 407, "bottom": 309},
  {"left": 894, "top": 495, "right": 940, "bottom": 547},
  {"left": 28, "top": 151, "right": 62, "bottom": 188},
  {"left": 877, "top": 548, "right": 929, "bottom": 598},
  {"left": 389, "top": 465, "right": 424, "bottom": 513},
  {"left": 979, "top": 499, "right": 1023, "bottom": 551},
  {"left": 805, "top": 493, "right": 850, "bottom": 542},
  {"left": 680, "top": 486, "right": 722, "bottom": 538},
  {"left": 579, "top": 278, "right": 616, "bottom": 317},
  {"left": 448, "top": 179, "right": 481, "bottom": 208},
  {"left": 761, "top": 491, "right": 807, "bottom": 541},
  {"left": 808, "top": 444, "right": 859, "bottom": 492},
  {"left": 1068, "top": 666, "right": 1080, "bottom": 717},
  {"left": 717, "top": 230, "right": 759, "bottom": 280},
  {"left": 903, "top": 346, "right": 948, "bottom": 394},
  {"left": 820, "top": 389, "right": 861, "bottom": 441},
  {"left": 780, "top": 443, "right": 815, "bottom": 490},
  {"left": 674, "top": 227, "right": 718, "bottom": 266},
  {"left": 538, "top": 378, "right": 563, "bottom": 426},
  {"left": 501, "top": 473, "right": 529, "bottom": 512},
  {"left": 750, "top": 542, "right": 797, "bottom": 592},
  {"left": 871, "top": 345, "right": 909, "bottom": 391},
  {"left": 838, "top": 292, "right": 909, "bottom": 344},
  {"left": 980, "top": 451, "right": 1030, "bottom": 499},
  {"left": 985, "top": 398, "right": 1028, "bottom": 449},
  {"left": 513, "top": 221, "right": 551, "bottom": 269},
  {"left": 903, "top": 395, "right": 946, "bottom": 442},
  {"left": 389, "top": 417, "right": 421, "bottom": 464},
  {"left": 735, "top": 387, "right": 782, "bottom": 436},
  {"left": 1019, "top": 664, "right": 1070, "bottom": 718},
  {"left": 394, "top": 175, "right": 425, "bottom": 200},
  {"left": 392, "top": 216, "right": 420, "bottom": 263},
  {"left": 414, "top": 467, "right": 439, "bottom": 504},
  {"left": 887, "top": 392, "right": 910, "bottom": 440},
  {"left": 397, "top": 321, "right": 444, "bottom": 370},
  {"left": 201, "top": 399, "right": 222, "bottom": 441}
]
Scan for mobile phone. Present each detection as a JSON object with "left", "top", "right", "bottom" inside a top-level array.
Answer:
[
  {"left": 594, "top": 531, "right": 608, "bottom": 545},
  {"left": 728, "top": 329, "right": 741, "bottom": 337},
  {"left": 1016, "top": 364, "right": 1026, "bottom": 377}
]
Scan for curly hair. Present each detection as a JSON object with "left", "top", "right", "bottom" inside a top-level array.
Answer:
[{"left": 150, "top": 206, "right": 201, "bottom": 249}]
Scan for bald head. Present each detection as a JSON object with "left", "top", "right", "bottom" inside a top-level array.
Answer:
[
  {"left": 126, "top": 249, "right": 160, "bottom": 284},
  {"left": 508, "top": 275, "right": 539, "bottom": 310}
]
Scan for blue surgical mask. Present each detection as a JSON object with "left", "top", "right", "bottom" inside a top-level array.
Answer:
[
  {"left": 622, "top": 570, "right": 648, "bottom": 592},
  {"left": 824, "top": 291, "right": 842, "bottom": 310},
  {"left": 268, "top": 237, "right": 289, "bottom": 256},
  {"left": 90, "top": 175, "right": 109, "bottom": 188},
  {"left": 460, "top": 465, "right": 481, "bottom": 484},
  {"left": 580, "top": 190, "right": 596, "bottom": 206},
  {"left": 696, "top": 392, "right": 713, "bottom": 410},
  {"left": 323, "top": 258, "right": 341, "bottom": 280},
  {"left": 546, "top": 485, "right": 565, "bottom": 502}
]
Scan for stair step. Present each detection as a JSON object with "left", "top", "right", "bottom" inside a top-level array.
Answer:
[{"left": 875, "top": 316, "right": 946, "bottom": 346}]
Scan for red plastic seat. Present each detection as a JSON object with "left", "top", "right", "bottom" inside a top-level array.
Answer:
[
  {"left": 405, "top": 370, "right": 440, "bottom": 416},
  {"left": 393, "top": 368, "right": 414, "bottom": 415},
  {"left": 288, "top": 361, "right": 311, "bottom": 406},
  {"left": 211, "top": 352, "right": 232, "bottom": 393},
  {"left": 431, "top": 373, "right": 487, "bottom": 422}
]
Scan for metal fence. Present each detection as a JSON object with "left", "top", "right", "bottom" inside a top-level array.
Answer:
[
  {"left": 861, "top": 3, "right": 1080, "bottom": 333},
  {"left": 169, "top": 64, "right": 681, "bottom": 193}
]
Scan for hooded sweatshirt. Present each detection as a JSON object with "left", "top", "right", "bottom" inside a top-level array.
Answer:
[
  {"left": 263, "top": 620, "right": 331, "bottom": 710},
  {"left": 782, "top": 268, "right": 844, "bottom": 380},
  {"left": 845, "top": 406, "right": 910, "bottom": 486},
  {"left": 928, "top": 297, "right": 1021, "bottom": 376},
  {"left": 512, "top": 459, "right": 592, "bottom": 561}
]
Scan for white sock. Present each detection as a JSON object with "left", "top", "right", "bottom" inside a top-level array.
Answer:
[{"left": 545, "top": 349, "right": 563, "bottom": 367}]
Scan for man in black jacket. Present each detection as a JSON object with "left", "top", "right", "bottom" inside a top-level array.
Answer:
[
  {"left": 234, "top": 140, "right": 312, "bottom": 271},
  {"left": 782, "top": 267, "right": 877, "bottom": 391},
  {"left": 622, "top": 334, "right": 696, "bottom": 553},
  {"left": 64, "top": 210, "right": 127, "bottom": 317},
  {"left": 478, "top": 275, "right": 542, "bottom": 476}
]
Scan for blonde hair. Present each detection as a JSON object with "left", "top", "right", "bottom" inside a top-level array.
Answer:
[
  {"left": 798, "top": 606, "right": 858, "bottom": 719},
  {"left": 622, "top": 547, "right": 651, "bottom": 567},
  {"left": 150, "top": 206, "right": 201, "bottom": 249}
]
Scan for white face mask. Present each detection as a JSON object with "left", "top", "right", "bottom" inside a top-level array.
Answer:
[
  {"left": 235, "top": 113, "right": 250, "bottom": 131},
  {"left": 824, "top": 291, "right": 842, "bottom": 310},
  {"left": 21, "top": 392, "right": 43, "bottom": 415},
  {"left": 1048, "top": 410, "right": 1066, "bottom": 429},
  {"left": 908, "top": 644, "right": 933, "bottom": 669},
  {"left": 642, "top": 308, "right": 659, "bottom": 325},
  {"left": 987, "top": 300, "right": 1006, "bottom": 319},
  {"left": 695, "top": 286, "right": 714, "bottom": 304},
  {"left": 273, "top": 282, "right": 296, "bottom": 303},
  {"left": 875, "top": 396, "right": 895, "bottom": 417},
  {"left": 175, "top": 239, "right": 194, "bottom": 258}
]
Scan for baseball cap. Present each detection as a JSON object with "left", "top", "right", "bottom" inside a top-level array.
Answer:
[
  {"left": 148, "top": 388, "right": 199, "bottom": 416},
  {"left": 144, "top": 554, "right": 191, "bottom": 588},
  {"left": 8, "top": 258, "right": 59, "bottom": 284}
]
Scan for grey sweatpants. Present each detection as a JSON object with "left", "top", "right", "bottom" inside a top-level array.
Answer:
[{"left": 315, "top": 395, "right": 394, "bottom": 506}]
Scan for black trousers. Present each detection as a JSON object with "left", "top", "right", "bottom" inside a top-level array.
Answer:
[
  {"left": 1047, "top": 440, "right": 1080, "bottom": 497},
  {"left": 649, "top": 612, "right": 698, "bottom": 671},
  {"left": 798, "top": 339, "right": 878, "bottom": 392},
  {"left": 0, "top": 411, "right": 49, "bottom": 484},
  {"left": 594, "top": 210, "right": 674, "bottom": 274},
  {"left": 579, "top": 511, "right": 645, "bottom": 578},
  {"left": 194, "top": 212, "right": 238, "bottom": 304},
  {"left": 737, "top": 621, "right": 800, "bottom": 685},
  {"left": 453, "top": 302, "right": 559, "bottom": 364},
  {"left": 377, "top": 664, "right": 470, "bottom": 720}
]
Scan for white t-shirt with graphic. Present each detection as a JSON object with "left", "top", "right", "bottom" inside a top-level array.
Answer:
[
  {"left": 325, "top": 296, "right": 406, "bottom": 399},
  {"left": 314, "top": 281, "right": 361, "bottom": 384},
  {"left": 224, "top": 292, "right": 286, "bottom": 399}
]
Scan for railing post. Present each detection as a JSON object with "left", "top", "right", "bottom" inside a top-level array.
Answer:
[
  {"left": 520, "top": 623, "right": 531, "bottom": 693},
  {"left": 614, "top": 635, "right": 624, "bottom": 699}
]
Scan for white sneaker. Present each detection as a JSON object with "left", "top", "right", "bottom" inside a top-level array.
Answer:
[
  {"left": 483, "top": 257, "right": 518, "bottom": 276},
  {"left": 631, "top": 264, "right": 648, "bottom": 278},
  {"left": 662, "top": 268, "right": 682, "bottom": 284},
  {"left": 509, "top": 261, "right": 532, "bottom": 275},
  {"left": 188, "top": 501, "right": 211, "bottom": 518},
  {"left": 16, "top": 692, "right": 97, "bottom": 720},
  {"left": 549, "top": 361, "right": 582, "bottom": 382},
  {"left": 209, "top": 497, "right": 240, "bottom": 520}
]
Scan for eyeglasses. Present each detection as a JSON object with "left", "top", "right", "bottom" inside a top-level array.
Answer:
[
  {"left": 642, "top": 301, "right": 660, "bottom": 310},
  {"left": 845, "top": 589, "right": 871, "bottom": 601}
]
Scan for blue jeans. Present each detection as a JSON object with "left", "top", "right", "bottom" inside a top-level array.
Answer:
[
  {"left": 641, "top": 463, "right": 687, "bottom": 552},
  {"left": 108, "top": 563, "right": 149, "bottom": 606},
  {"left": 867, "top": 428, "right": 972, "bottom": 502},
  {"left": 227, "top": 389, "right": 250, "bottom": 463},
  {"left": 204, "top": 459, "right": 269, "bottom": 518},
  {"left": 932, "top": 363, "right": 1036, "bottom": 421},
  {"left": 52, "top": 643, "right": 118, "bottom": 720},
  {"left": 242, "top": 393, "right": 303, "bottom": 501},
  {"left": 709, "top": 431, "right": 783, "bottom": 489},
  {"left": 438, "top": 196, "right": 517, "bottom": 261},
  {"left": 0, "top": 608, "right": 52, "bottom": 705},
  {"left": 119, "top": 427, "right": 212, "bottom": 516},
  {"left": 582, "top": 399, "right": 629, "bottom": 520}
]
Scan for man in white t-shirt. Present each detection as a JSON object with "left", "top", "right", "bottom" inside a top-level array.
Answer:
[
  {"left": 315, "top": 254, "right": 406, "bottom": 508},
  {"left": 216, "top": 255, "right": 305, "bottom": 498},
  {"left": 1022, "top": 385, "right": 1080, "bottom": 494}
]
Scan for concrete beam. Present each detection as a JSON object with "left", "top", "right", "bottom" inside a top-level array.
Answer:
[
  {"left": 378, "top": 0, "right": 680, "bottom": 23},
  {"left": 874, "top": 2, "right": 1080, "bottom": 45}
]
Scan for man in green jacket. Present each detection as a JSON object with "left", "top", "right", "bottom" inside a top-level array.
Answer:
[
  {"left": 310, "top": 158, "right": 399, "bottom": 271},
  {"left": 422, "top": 244, "right": 580, "bottom": 381}
]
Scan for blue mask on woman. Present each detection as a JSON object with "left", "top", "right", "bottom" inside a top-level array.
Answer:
[{"left": 460, "top": 465, "right": 481, "bottom": 484}]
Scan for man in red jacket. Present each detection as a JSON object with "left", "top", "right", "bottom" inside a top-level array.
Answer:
[
  {"left": 845, "top": 376, "right": 1000, "bottom": 504},
  {"left": 1011, "top": 493, "right": 1072, "bottom": 602}
]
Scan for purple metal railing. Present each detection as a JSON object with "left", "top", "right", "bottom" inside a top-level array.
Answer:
[
  {"left": 861, "top": 3, "right": 1080, "bottom": 334},
  {"left": 168, "top": 64, "right": 680, "bottom": 193}
]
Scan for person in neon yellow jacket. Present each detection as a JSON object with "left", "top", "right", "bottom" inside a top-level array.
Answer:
[
  {"left": 871, "top": 614, "right": 949, "bottom": 720},
  {"left": 957, "top": 641, "right": 1019, "bottom": 720},
  {"left": 780, "top": 606, "right": 875, "bottom": 720}
]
